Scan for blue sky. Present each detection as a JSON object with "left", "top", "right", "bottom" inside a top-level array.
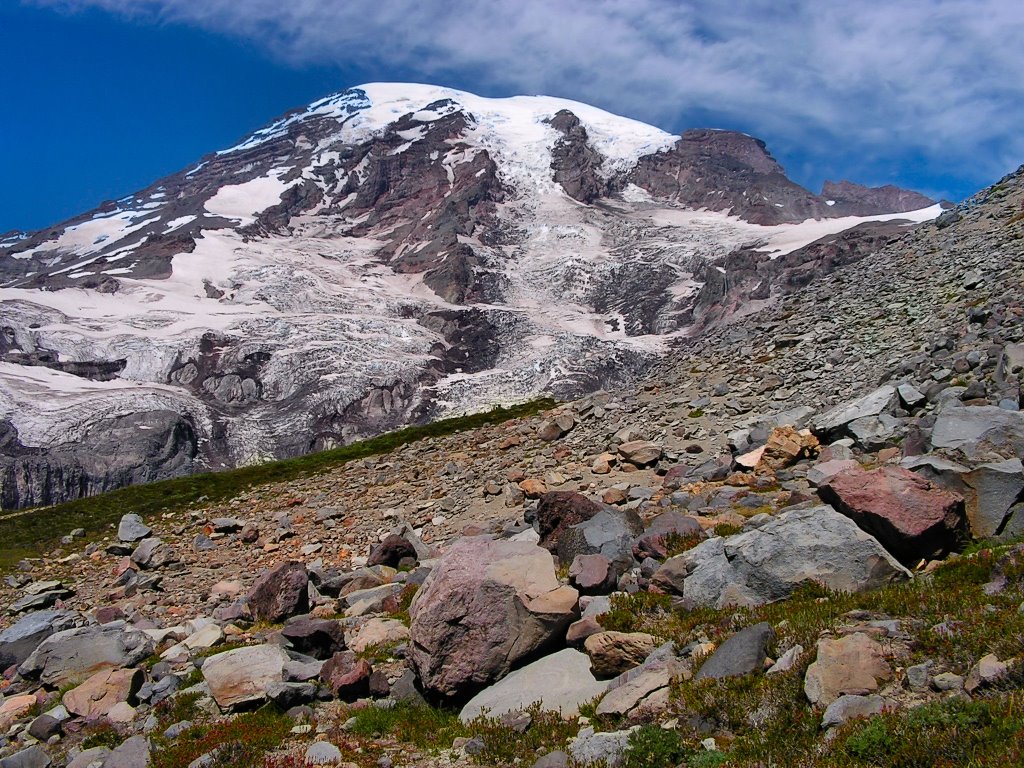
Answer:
[{"left": 3, "top": 0, "right": 1023, "bottom": 233}]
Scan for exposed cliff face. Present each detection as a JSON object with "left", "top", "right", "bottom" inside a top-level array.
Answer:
[
  {"left": 0, "top": 84, "right": 939, "bottom": 508},
  {"left": 821, "top": 179, "right": 939, "bottom": 216},
  {"left": 0, "top": 411, "right": 198, "bottom": 509},
  {"left": 627, "top": 129, "right": 835, "bottom": 225}
]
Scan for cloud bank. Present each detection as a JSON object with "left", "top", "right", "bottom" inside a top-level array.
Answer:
[{"left": 32, "top": 0, "right": 1024, "bottom": 195}]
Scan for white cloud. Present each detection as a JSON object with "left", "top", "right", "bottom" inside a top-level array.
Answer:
[{"left": 31, "top": 0, "right": 1024, "bottom": 194}]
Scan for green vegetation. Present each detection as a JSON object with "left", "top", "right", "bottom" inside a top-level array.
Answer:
[
  {"left": 588, "top": 540, "right": 1024, "bottom": 767},
  {"left": 466, "top": 703, "right": 581, "bottom": 765},
  {"left": 834, "top": 695, "right": 1024, "bottom": 767},
  {"left": 662, "top": 530, "right": 706, "bottom": 558},
  {"left": 79, "top": 722, "right": 124, "bottom": 750},
  {"left": 598, "top": 591, "right": 673, "bottom": 634},
  {"left": 151, "top": 704, "right": 292, "bottom": 768},
  {"left": 341, "top": 702, "right": 467, "bottom": 751},
  {"left": 0, "top": 398, "right": 555, "bottom": 570},
  {"left": 621, "top": 724, "right": 690, "bottom": 768},
  {"left": 712, "top": 522, "right": 744, "bottom": 537},
  {"left": 337, "top": 701, "right": 582, "bottom": 766}
]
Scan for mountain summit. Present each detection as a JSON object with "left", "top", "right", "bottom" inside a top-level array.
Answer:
[{"left": 0, "top": 84, "right": 939, "bottom": 508}]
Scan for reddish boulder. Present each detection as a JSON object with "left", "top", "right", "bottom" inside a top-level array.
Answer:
[
  {"left": 247, "top": 561, "right": 309, "bottom": 622},
  {"left": 409, "top": 537, "right": 579, "bottom": 698},
  {"left": 321, "top": 651, "right": 372, "bottom": 700},
  {"left": 819, "top": 465, "right": 966, "bottom": 564},
  {"left": 569, "top": 554, "right": 614, "bottom": 594},
  {"left": 537, "top": 492, "right": 602, "bottom": 552},
  {"left": 63, "top": 667, "right": 143, "bottom": 718}
]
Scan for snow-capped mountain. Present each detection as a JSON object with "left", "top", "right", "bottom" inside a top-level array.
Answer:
[{"left": 0, "top": 83, "right": 941, "bottom": 508}]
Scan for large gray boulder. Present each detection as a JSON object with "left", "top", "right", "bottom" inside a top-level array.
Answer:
[
  {"left": 19, "top": 623, "right": 155, "bottom": 687},
  {"left": 0, "top": 611, "right": 77, "bottom": 670},
  {"left": 117, "top": 514, "right": 152, "bottom": 543},
  {"left": 409, "top": 537, "right": 579, "bottom": 698},
  {"left": 931, "top": 405, "right": 1024, "bottom": 460},
  {"left": 557, "top": 508, "right": 644, "bottom": 567},
  {"left": 652, "top": 505, "right": 911, "bottom": 608},
  {"left": 813, "top": 386, "right": 896, "bottom": 437},
  {"left": 905, "top": 454, "right": 1024, "bottom": 538},
  {"left": 459, "top": 648, "right": 608, "bottom": 722},
  {"left": 0, "top": 745, "right": 51, "bottom": 768}
]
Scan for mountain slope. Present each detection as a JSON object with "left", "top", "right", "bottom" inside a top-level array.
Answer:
[{"left": 0, "top": 84, "right": 939, "bottom": 508}]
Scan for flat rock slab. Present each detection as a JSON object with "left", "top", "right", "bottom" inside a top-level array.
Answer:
[
  {"left": 202, "top": 644, "right": 289, "bottom": 710},
  {"left": 931, "top": 406, "right": 1024, "bottom": 459},
  {"left": 804, "top": 632, "right": 891, "bottom": 707},
  {"left": 459, "top": 648, "right": 608, "bottom": 722},
  {"left": 596, "top": 665, "right": 672, "bottom": 717},
  {"left": 104, "top": 735, "right": 151, "bottom": 768},
  {"left": 695, "top": 622, "right": 774, "bottom": 681},
  {"left": 0, "top": 610, "right": 76, "bottom": 669},
  {"left": 821, "top": 694, "right": 886, "bottom": 729},
  {"left": 347, "top": 617, "right": 410, "bottom": 653},
  {"left": 814, "top": 386, "right": 896, "bottom": 436},
  {"left": 19, "top": 624, "right": 155, "bottom": 687},
  {"left": 0, "top": 746, "right": 51, "bottom": 768}
]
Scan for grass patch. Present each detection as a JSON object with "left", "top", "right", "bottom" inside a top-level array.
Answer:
[
  {"left": 831, "top": 693, "right": 1024, "bottom": 767},
  {"left": 387, "top": 583, "right": 419, "bottom": 625},
  {"left": 662, "top": 530, "right": 705, "bottom": 558},
  {"left": 341, "top": 702, "right": 468, "bottom": 751},
  {"left": 151, "top": 705, "right": 292, "bottom": 768},
  {"left": 354, "top": 641, "right": 404, "bottom": 664},
  {"left": 621, "top": 724, "right": 690, "bottom": 768},
  {"left": 466, "top": 703, "right": 581, "bottom": 765},
  {"left": 154, "top": 691, "right": 205, "bottom": 730},
  {"left": 598, "top": 592, "right": 673, "bottom": 634},
  {"left": 712, "top": 522, "right": 743, "bottom": 537},
  {"left": 0, "top": 398, "right": 555, "bottom": 571},
  {"left": 80, "top": 722, "right": 124, "bottom": 750}
]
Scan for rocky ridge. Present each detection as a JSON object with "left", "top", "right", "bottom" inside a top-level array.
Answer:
[{"left": 0, "top": 163, "right": 1021, "bottom": 765}]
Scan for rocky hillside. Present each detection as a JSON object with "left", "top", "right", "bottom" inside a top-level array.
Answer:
[
  {"left": 2, "top": 136, "right": 1021, "bottom": 768},
  {"left": 0, "top": 84, "right": 939, "bottom": 510}
]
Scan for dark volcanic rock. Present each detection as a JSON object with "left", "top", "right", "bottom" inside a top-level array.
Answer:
[
  {"left": 320, "top": 651, "right": 372, "bottom": 699},
  {"left": 536, "top": 492, "right": 604, "bottom": 553},
  {"left": 0, "top": 411, "right": 199, "bottom": 509},
  {"left": 695, "top": 622, "right": 774, "bottom": 681},
  {"left": 547, "top": 110, "right": 607, "bottom": 203},
  {"left": 627, "top": 129, "right": 831, "bottom": 225},
  {"left": 280, "top": 618, "right": 346, "bottom": 660},
  {"left": 821, "top": 180, "right": 935, "bottom": 216},
  {"left": 247, "top": 561, "right": 310, "bottom": 623},
  {"left": 367, "top": 534, "right": 419, "bottom": 568}
]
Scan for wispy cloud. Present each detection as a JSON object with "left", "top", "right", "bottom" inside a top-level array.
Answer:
[{"left": 31, "top": 0, "right": 1024, "bottom": 194}]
